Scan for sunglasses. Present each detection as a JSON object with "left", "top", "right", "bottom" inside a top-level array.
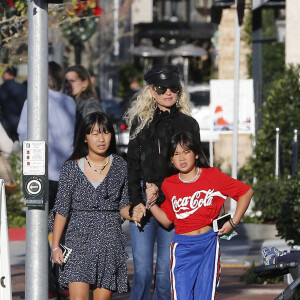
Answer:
[{"left": 153, "top": 85, "right": 181, "bottom": 95}]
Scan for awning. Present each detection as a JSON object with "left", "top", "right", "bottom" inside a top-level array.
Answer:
[
  {"left": 168, "top": 44, "right": 207, "bottom": 57},
  {"left": 129, "top": 45, "right": 166, "bottom": 57}
]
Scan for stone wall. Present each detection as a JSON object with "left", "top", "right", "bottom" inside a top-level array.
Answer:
[
  {"left": 214, "top": 133, "right": 253, "bottom": 174},
  {"left": 214, "top": 5, "right": 253, "bottom": 174},
  {"left": 286, "top": 0, "right": 300, "bottom": 65},
  {"left": 218, "top": 7, "right": 250, "bottom": 80}
]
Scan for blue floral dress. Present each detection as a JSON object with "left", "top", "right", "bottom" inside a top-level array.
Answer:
[{"left": 49, "top": 154, "right": 130, "bottom": 292}]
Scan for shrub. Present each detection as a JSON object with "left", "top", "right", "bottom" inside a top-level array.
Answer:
[
  {"left": 240, "top": 65, "right": 300, "bottom": 245},
  {"left": 6, "top": 151, "right": 26, "bottom": 228}
]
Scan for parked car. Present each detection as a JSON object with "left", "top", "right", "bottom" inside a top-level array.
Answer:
[
  {"left": 189, "top": 85, "right": 211, "bottom": 131},
  {"left": 101, "top": 99, "right": 129, "bottom": 158}
]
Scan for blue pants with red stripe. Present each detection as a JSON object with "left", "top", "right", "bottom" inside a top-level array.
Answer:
[{"left": 170, "top": 229, "right": 220, "bottom": 300}]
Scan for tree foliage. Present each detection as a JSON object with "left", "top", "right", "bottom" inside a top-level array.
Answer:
[
  {"left": 240, "top": 65, "right": 300, "bottom": 245},
  {"left": 0, "top": 0, "right": 133, "bottom": 72},
  {"left": 6, "top": 152, "right": 26, "bottom": 228}
]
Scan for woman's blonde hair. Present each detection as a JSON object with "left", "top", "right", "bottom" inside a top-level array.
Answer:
[{"left": 123, "top": 84, "right": 193, "bottom": 140}]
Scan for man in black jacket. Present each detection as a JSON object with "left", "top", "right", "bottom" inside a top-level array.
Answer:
[{"left": 0, "top": 66, "right": 27, "bottom": 141}]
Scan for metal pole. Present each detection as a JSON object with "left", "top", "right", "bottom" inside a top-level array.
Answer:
[
  {"left": 183, "top": 57, "right": 189, "bottom": 86},
  {"left": 275, "top": 127, "right": 280, "bottom": 180},
  {"left": 230, "top": 0, "right": 241, "bottom": 212},
  {"left": 113, "top": 0, "right": 119, "bottom": 56},
  {"left": 252, "top": 7, "right": 263, "bottom": 133},
  {"left": 209, "top": 140, "right": 214, "bottom": 167},
  {"left": 291, "top": 129, "right": 298, "bottom": 177},
  {"left": 26, "top": 0, "right": 48, "bottom": 299}
]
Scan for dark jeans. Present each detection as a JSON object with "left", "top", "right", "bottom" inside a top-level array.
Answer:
[{"left": 130, "top": 215, "right": 174, "bottom": 300}]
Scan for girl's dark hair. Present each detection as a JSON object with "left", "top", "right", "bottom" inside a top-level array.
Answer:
[
  {"left": 167, "top": 131, "right": 210, "bottom": 175},
  {"left": 69, "top": 112, "right": 117, "bottom": 160}
]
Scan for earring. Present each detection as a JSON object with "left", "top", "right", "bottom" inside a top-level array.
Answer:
[
  {"left": 153, "top": 97, "right": 157, "bottom": 110},
  {"left": 176, "top": 99, "right": 180, "bottom": 107}
]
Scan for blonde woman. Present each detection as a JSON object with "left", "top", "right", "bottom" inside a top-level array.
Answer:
[{"left": 124, "top": 64, "right": 201, "bottom": 300}]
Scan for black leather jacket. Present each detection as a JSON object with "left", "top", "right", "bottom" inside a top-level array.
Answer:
[{"left": 127, "top": 106, "right": 200, "bottom": 210}]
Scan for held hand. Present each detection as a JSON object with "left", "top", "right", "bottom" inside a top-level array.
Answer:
[
  {"left": 132, "top": 203, "right": 146, "bottom": 227},
  {"left": 51, "top": 247, "right": 64, "bottom": 264},
  {"left": 217, "top": 221, "right": 235, "bottom": 236},
  {"left": 145, "top": 182, "right": 158, "bottom": 208}
]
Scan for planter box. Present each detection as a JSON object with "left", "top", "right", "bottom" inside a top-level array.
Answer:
[
  {"left": 8, "top": 227, "right": 26, "bottom": 241},
  {"left": 237, "top": 223, "right": 280, "bottom": 240}
]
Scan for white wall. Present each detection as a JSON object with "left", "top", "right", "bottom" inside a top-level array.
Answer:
[{"left": 285, "top": 0, "right": 300, "bottom": 65}]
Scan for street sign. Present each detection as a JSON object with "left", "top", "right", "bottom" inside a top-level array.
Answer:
[{"left": 22, "top": 141, "right": 47, "bottom": 207}]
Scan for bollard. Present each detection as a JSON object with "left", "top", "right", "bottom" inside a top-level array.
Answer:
[{"left": 275, "top": 127, "right": 280, "bottom": 179}]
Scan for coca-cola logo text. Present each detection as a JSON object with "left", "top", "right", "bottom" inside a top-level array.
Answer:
[{"left": 171, "top": 189, "right": 226, "bottom": 219}]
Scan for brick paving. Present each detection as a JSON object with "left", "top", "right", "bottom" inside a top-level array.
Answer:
[{"left": 11, "top": 264, "right": 288, "bottom": 300}]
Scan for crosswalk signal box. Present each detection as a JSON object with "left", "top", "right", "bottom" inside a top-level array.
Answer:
[{"left": 22, "top": 141, "right": 47, "bottom": 207}]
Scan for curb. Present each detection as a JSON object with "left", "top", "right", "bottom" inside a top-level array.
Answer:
[{"left": 222, "top": 264, "right": 245, "bottom": 268}]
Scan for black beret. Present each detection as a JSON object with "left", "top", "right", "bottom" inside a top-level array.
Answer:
[{"left": 144, "top": 64, "right": 181, "bottom": 87}]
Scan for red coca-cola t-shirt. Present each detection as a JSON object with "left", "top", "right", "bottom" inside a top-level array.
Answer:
[{"left": 160, "top": 167, "right": 250, "bottom": 234}]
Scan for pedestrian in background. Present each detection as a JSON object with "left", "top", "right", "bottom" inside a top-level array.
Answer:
[
  {"left": 49, "top": 112, "right": 144, "bottom": 300},
  {"left": 17, "top": 61, "right": 76, "bottom": 299},
  {"left": 120, "top": 75, "right": 142, "bottom": 112},
  {"left": 0, "top": 121, "right": 13, "bottom": 155},
  {"left": 64, "top": 65, "right": 103, "bottom": 135},
  {"left": 147, "top": 131, "right": 253, "bottom": 300},
  {"left": 88, "top": 68, "right": 101, "bottom": 102},
  {"left": 123, "top": 64, "right": 200, "bottom": 300},
  {"left": 0, "top": 66, "right": 27, "bottom": 141},
  {"left": 18, "top": 61, "right": 76, "bottom": 211}
]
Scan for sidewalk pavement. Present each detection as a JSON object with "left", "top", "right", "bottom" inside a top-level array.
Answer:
[{"left": 9, "top": 223, "right": 290, "bottom": 299}]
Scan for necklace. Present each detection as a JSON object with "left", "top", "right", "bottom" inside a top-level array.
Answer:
[
  {"left": 85, "top": 156, "right": 109, "bottom": 173},
  {"left": 178, "top": 168, "right": 200, "bottom": 183}
]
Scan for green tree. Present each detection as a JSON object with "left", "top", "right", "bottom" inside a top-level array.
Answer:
[
  {"left": 0, "top": 0, "right": 132, "bottom": 70},
  {"left": 119, "top": 64, "right": 143, "bottom": 99},
  {"left": 240, "top": 65, "right": 300, "bottom": 245}
]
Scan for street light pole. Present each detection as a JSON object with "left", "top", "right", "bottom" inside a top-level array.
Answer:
[
  {"left": 26, "top": 0, "right": 49, "bottom": 299},
  {"left": 230, "top": 0, "right": 244, "bottom": 213}
]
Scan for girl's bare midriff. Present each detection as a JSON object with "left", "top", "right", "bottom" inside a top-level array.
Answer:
[{"left": 181, "top": 225, "right": 213, "bottom": 236}]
